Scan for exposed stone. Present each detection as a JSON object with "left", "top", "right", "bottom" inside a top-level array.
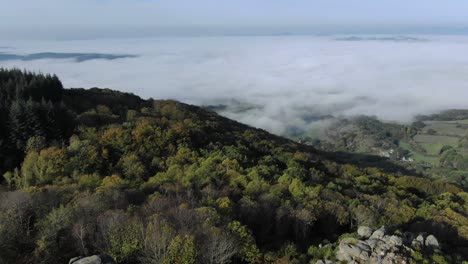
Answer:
[
  {"left": 382, "top": 235, "right": 391, "bottom": 243},
  {"left": 315, "top": 260, "right": 335, "bottom": 264},
  {"left": 411, "top": 239, "right": 423, "bottom": 251},
  {"left": 336, "top": 251, "right": 352, "bottom": 262},
  {"left": 358, "top": 226, "right": 374, "bottom": 239},
  {"left": 338, "top": 238, "right": 371, "bottom": 262},
  {"left": 425, "top": 235, "right": 439, "bottom": 249},
  {"left": 416, "top": 234, "right": 424, "bottom": 243},
  {"left": 389, "top": 235, "right": 403, "bottom": 247},
  {"left": 375, "top": 241, "right": 391, "bottom": 253},
  {"left": 69, "top": 255, "right": 116, "bottom": 264},
  {"left": 370, "top": 226, "right": 387, "bottom": 239},
  {"left": 333, "top": 227, "right": 444, "bottom": 263},
  {"left": 366, "top": 238, "right": 382, "bottom": 251},
  {"left": 69, "top": 257, "right": 82, "bottom": 264}
]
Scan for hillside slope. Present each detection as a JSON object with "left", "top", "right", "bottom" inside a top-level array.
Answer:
[
  {"left": 0, "top": 69, "right": 467, "bottom": 264},
  {"left": 304, "top": 116, "right": 468, "bottom": 190}
]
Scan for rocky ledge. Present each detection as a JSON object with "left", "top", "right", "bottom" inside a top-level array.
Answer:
[
  {"left": 69, "top": 254, "right": 116, "bottom": 264},
  {"left": 316, "top": 225, "right": 441, "bottom": 264}
]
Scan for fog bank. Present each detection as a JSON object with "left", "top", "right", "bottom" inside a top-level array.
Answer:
[{"left": 2, "top": 35, "right": 468, "bottom": 135}]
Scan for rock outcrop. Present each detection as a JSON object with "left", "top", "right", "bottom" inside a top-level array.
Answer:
[
  {"left": 424, "top": 235, "right": 439, "bottom": 250},
  {"left": 369, "top": 226, "right": 386, "bottom": 240},
  {"left": 69, "top": 255, "right": 116, "bottom": 264},
  {"left": 337, "top": 238, "right": 372, "bottom": 262},
  {"left": 316, "top": 226, "right": 442, "bottom": 264},
  {"left": 357, "top": 226, "right": 373, "bottom": 239},
  {"left": 316, "top": 260, "right": 334, "bottom": 264}
]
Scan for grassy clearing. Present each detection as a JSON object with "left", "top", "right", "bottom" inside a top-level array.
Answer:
[
  {"left": 420, "top": 143, "right": 445, "bottom": 156},
  {"left": 423, "top": 121, "right": 468, "bottom": 136},
  {"left": 412, "top": 134, "right": 458, "bottom": 156},
  {"left": 414, "top": 134, "right": 459, "bottom": 145},
  {"left": 398, "top": 141, "right": 439, "bottom": 165},
  {"left": 436, "top": 119, "right": 468, "bottom": 125},
  {"left": 400, "top": 118, "right": 466, "bottom": 165}
]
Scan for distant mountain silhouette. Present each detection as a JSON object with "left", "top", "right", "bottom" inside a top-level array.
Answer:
[
  {"left": 0, "top": 52, "right": 137, "bottom": 62},
  {"left": 335, "top": 36, "right": 428, "bottom": 42}
]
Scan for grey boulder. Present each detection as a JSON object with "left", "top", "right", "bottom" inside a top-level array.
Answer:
[
  {"left": 416, "top": 234, "right": 424, "bottom": 243},
  {"left": 315, "top": 260, "right": 335, "bottom": 264},
  {"left": 389, "top": 235, "right": 403, "bottom": 247},
  {"left": 338, "top": 238, "right": 372, "bottom": 261},
  {"left": 425, "top": 235, "right": 440, "bottom": 249},
  {"left": 370, "top": 226, "right": 387, "bottom": 239},
  {"left": 411, "top": 239, "right": 423, "bottom": 251},
  {"left": 69, "top": 255, "right": 116, "bottom": 264},
  {"left": 357, "top": 226, "right": 374, "bottom": 239}
]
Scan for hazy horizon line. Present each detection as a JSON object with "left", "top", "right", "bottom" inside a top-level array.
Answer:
[{"left": 3, "top": 24, "right": 468, "bottom": 41}]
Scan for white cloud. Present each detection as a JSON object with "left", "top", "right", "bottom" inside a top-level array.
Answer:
[{"left": 2, "top": 35, "right": 468, "bottom": 135}]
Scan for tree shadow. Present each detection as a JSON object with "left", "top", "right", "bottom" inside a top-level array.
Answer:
[{"left": 406, "top": 218, "right": 468, "bottom": 259}]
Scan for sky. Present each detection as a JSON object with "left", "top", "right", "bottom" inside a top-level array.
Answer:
[{"left": 2, "top": 0, "right": 468, "bottom": 39}]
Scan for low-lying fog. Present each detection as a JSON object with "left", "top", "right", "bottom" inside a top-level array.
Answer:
[{"left": 2, "top": 35, "right": 468, "bottom": 135}]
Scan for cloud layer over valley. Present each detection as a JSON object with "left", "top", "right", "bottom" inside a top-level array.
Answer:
[{"left": 2, "top": 35, "right": 468, "bottom": 135}]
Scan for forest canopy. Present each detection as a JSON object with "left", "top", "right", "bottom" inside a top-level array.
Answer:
[{"left": 0, "top": 69, "right": 467, "bottom": 264}]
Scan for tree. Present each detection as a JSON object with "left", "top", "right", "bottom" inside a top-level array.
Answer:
[
  {"left": 68, "top": 138, "right": 103, "bottom": 175},
  {"left": 72, "top": 222, "right": 89, "bottom": 256},
  {"left": 139, "top": 216, "right": 175, "bottom": 264},
  {"left": 26, "top": 136, "right": 47, "bottom": 153},
  {"left": 18, "top": 147, "right": 68, "bottom": 187},
  {"left": 35, "top": 147, "right": 68, "bottom": 185},
  {"left": 202, "top": 229, "right": 238, "bottom": 264},
  {"left": 97, "top": 210, "right": 141, "bottom": 263},
  {"left": 120, "top": 152, "right": 146, "bottom": 181},
  {"left": 162, "top": 235, "right": 197, "bottom": 264},
  {"left": 0, "top": 191, "right": 34, "bottom": 263},
  {"left": 227, "top": 221, "right": 261, "bottom": 264},
  {"left": 20, "top": 150, "right": 40, "bottom": 188},
  {"left": 35, "top": 205, "right": 75, "bottom": 264}
]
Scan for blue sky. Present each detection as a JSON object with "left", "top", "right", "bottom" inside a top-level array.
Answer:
[{"left": 2, "top": 0, "right": 468, "bottom": 38}]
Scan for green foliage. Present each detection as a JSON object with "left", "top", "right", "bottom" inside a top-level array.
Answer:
[
  {"left": 120, "top": 152, "right": 146, "bottom": 181},
  {"left": 228, "top": 221, "right": 262, "bottom": 263},
  {"left": 36, "top": 205, "right": 75, "bottom": 263},
  {"left": 0, "top": 70, "right": 467, "bottom": 263},
  {"left": 104, "top": 219, "right": 141, "bottom": 262},
  {"left": 139, "top": 215, "right": 175, "bottom": 264},
  {"left": 1, "top": 70, "right": 73, "bottom": 170},
  {"left": 440, "top": 149, "right": 468, "bottom": 170},
  {"left": 394, "top": 176, "right": 461, "bottom": 196},
  {"left": 18, "top": 147, "right": 68, "bottom": 187},
  {"left": 162, "top": 235, "right": 197, "bottom": 264},
  {"left": 78, "top": 173, "right": 102, "bottom": 190},
  {"left": 307, "top": 245, "right": 335, "bottom": 263},
  {"left": 432, "top": 254, "right": 449, "bottom": 264},
  {"left": 97, "top": 175, "right": 127, "bottom": 192}
]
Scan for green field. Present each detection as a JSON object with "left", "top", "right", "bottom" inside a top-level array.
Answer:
[
  {"left": 436, "top": 119, "right": 468, "bottom": 125},
  {"left": 413, "top": 134, "right": 459, "bottom": 155},
  {"left": 397, "top": 119, "right": 468, "bottom": 166},
  {"left": 398, "top": 141, "right": 439, "bottom": 164},
  {"left": 423, "top": 120, "right": 468, "bottom": 136}
]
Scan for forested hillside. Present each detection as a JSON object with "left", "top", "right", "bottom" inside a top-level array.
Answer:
[
  {"left": 305, "top": 116, "right": 468, "bottom": 190},
  {"left": 0, "top": 69, "right": 467, "bottom": 264}
]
